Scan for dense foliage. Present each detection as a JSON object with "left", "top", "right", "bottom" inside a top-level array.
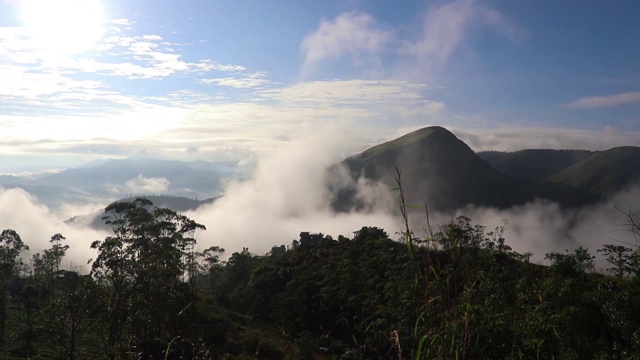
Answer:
[{"left": 1, "top": 198, "right": 640, "bottom": 359}]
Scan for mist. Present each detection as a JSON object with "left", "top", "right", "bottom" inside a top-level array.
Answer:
[
  {"left": 0, "top": 186, "right": 109, "bottom": 272},
  {"left": 185, "top": 130, "right": 402, "bottom": 255},
  {"left": 1, "top": 128, "right": 638, "bottom": 275},
  {"left": 460, "top": 186, "right": 640, "bottom": 269}
]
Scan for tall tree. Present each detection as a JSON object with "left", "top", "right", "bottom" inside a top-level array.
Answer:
[
  {"left": 0, "top": 229, "right": 28, "bottom": 341},
  {"left": 90, "top": 198, "right": 206, "bottom": 359},
  {"left": 31, "top": 233, "right": 69, "bottom": 295}
]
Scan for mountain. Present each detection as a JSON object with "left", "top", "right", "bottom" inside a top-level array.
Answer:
[
  {"left": 0, "top": 158, "right": 237, "bottom": 209},
  {"left": 478, "top": 149, "right": 593, "bottom": 181},
  {"left": 334, "top": 126, "right": 598, "bottom": 212},
  {"left": 34, "top": 158, "right": 232, "bottom": 196},
  {"left": 548, "top": 146, "right": 640, "bottom": 196},
  {"left": 65, "top": 195, "right": 218, "bottom": 230}
]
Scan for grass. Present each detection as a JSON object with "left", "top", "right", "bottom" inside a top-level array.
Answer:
[
  {"left": 548, "top": 146, "right": 640, "bottom": 195},
  {"left": 350, "top": 126, "right": 440, "bottom": 163}
]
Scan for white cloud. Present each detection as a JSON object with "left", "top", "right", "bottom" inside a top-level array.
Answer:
[
  {"left": 403, "top": 0, "right": 476, "bottom": 65},
  {"left": 300, "top": 12, "right": 392, "bottom": 75},
  {"left": 0, "top": 76, "right": 447, "bottom": 170},
  {"left": 0, "top": 186, "right": 108, "bottom": 272},
  {"left": 69, "top": 31, "right": 224, "bottom": 79},
  {"left": 125, "top": 175, "right": 170, "bottom": 194},
  {"left": 110, "top": 18, "right": 132, "bottom": 27},
  {"left": 186, "top": 129, "right": 401, "bottom": 256},
  {"left": 452, "top": 125, "right": 640, "bottom": 151},
  {"left": 567, "top": 91, "right": 640, "bottom": 109},
  {"left": 200, "top": 71, "right": 269, "bottom": 88},
  {"left": 459, "top": 187, "right": 640, "bottom": 268},
  {"left": 400, "top": 0, "right": 522, "bottom": 77},
  {"left": 258, "top": 79, "right": 427, "bottom": 106}
]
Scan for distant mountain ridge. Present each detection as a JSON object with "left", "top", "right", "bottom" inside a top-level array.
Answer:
[
  {"left": 333, "top": 126, "right": 606, "bottom": 212},
  {"left": 548, "top": 146, "right": 640, "bottom": 196},
  {"left": 0, "top": 158, "right": 237, "bottom": 210},
  {"left": 477, "top": 149, "right": 594, "bottom": 181},
  {"left": 479, "top": 146, "right": 640, "bottom": 196}
]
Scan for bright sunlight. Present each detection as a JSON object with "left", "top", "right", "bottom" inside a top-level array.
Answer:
[{"left": 20, "top": 0, "right": 105, "bottom": 54}]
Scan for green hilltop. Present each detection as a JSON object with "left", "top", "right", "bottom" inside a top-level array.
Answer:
[
  {"left": 336, "top": 126, "right": 598, "bottom": 212},
  {"left": 548, "top": 146, "right": 640, "bottom": 196}
]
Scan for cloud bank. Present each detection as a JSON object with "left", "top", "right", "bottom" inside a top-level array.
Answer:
[
  {"left": 567, "top": 91, "right": 640, "bottom": 109},
  {"left": 0, "top": 187, "right": 108, "bottom": 272},
  {"left": 125, "top": 175, "right": 170, "bottom": 194}
]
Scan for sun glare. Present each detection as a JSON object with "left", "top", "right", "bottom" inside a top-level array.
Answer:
[{"left": 21, "top": 0, "right": 105, "bottom": 55}]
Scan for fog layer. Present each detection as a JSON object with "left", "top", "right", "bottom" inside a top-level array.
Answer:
[{"left": 1, "top": 130, "right": 638, "bottom": 273}]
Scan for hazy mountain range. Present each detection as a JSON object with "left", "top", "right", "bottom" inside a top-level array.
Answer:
[{"left": 0, "top": 158, "right": 238, "bottom": 209}]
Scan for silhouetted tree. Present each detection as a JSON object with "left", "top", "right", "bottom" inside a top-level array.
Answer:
[
  {"left": 0, "top": 229, "right": 28, "bottom": 341},
  {"left": 598, "top": 244, "right": 634, "bottom": 278},
  {"left": 91, "top": 198, "right": 206, "bottom": 359}
]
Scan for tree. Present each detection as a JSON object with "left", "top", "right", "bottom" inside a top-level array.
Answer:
[
  {"left": 201, "top": 245, "right": 225, "bottom": 291},
  {"left": 598, "top": 244, "right": 634, "bottom": 278},
  {"left": 622, "top": 207, "right": 640, "bottom": 238},
  {"left": 44, "top": 271, "right": 97, "bottom": 360},
  {"left": 90, "top": 198, "right": 206, "bottom": 359},
  {"left": 31, "top": 233, "right": 69, "bottom": 295},
  {"left": 545, "top": 246, "right": 595, "bottom": 276},
  {"left": 0, "top": 229, "right": 28, "bottom": 341}
]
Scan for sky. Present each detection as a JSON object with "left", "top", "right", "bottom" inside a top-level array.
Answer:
[{"left": 1, "top": 0, "right": 640, "bottom": 174}]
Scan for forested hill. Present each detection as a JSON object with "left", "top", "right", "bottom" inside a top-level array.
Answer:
[{"left": 333, "top": 126, "right": 599, "bottom": 212}]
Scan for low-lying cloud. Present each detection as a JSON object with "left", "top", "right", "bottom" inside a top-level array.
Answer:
[
  {"left": 456, "top": 186, "right": 640, "bottom": 269},
  {"left": 185, "top": 129, "right": 401, "bottom": 255},
  {"left": 1, "top": 128, "right": 638, "bottom": 275},
  {"left": 125, "top": 174, "right": 170, "bottom": 194},
  {"left": 0, "top": 186, "right": 108, "bottom": 272}
]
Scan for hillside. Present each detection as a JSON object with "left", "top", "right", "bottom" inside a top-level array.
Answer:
[
  {"left": 478, "top": 149, "right": 593, "bottom": 181},
  {"left": 548, "top": 146, "right": 640, "bottom": 196},
  {"left": 334, "top": 126, "right": 598, "bottom": 212}
]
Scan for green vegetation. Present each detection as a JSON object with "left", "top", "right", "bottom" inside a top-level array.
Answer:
[
  {"left": 549, "top": 147, "right": 640, "bottom": 196},
  {"left": 478, "top": 146, "right": 640, "bottom": 199},
  {"left": 1, "top": 197, "right": 640, "bottom": 358},
  {"left": 354, "top": 127, "right": 439, "bottom": 162}
]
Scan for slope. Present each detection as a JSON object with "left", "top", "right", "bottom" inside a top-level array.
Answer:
[
  {"left": 478, "top": 149, "right": 593, "bottom": 181},
  {"left": 548, "top": 146, "right": 640, "bottom": 196},
  {"left": 335, "top": 126, "right": 598, "bottom": 212}
]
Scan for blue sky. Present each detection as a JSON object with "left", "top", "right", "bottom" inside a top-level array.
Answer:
[{"left": 1, "top": 0, "right": 640, "bottom": 173}]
